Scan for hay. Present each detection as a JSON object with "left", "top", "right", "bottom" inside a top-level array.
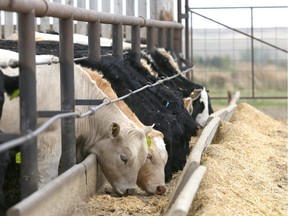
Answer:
[
  {"left": 72, "top": 103, "right": 287, "bottom": 215},
  {"left": 189, "top": 103, "right": 288, "bottom": 216},
  {"left": 72, "top": 171, "right": 182, "bottom": 216}
]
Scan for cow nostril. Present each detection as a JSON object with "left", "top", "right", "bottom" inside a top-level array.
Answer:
[
  {"left": 126, "top": 188, "right": 137, "bottom": 195},
  {"left": 156, "top": 185, "right": 166, "bottom": 195}
]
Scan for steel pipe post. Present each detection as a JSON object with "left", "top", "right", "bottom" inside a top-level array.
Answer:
[
  {"left": 158, "top": 28, "right": 166, "bottom": 48},
  {"left": 166, "top": 28, "right": 174, "bottom": 51},
  {"left": 131, "top": 25, "right": 141, "bottom": 62},
  {"left": 112, "top": 23, "right": 123, "bottom": 59},
  {"left": 59, "top": 17, "right": 76, "bottom": 174},
  {"left": 147, "top": 26, "right": 156, "bottom": 53},
  {"left": 88, "top": 21, "right": 101, "bottom": 61},
  {"left": 18, "top": 12, "right": 38, "bottom": 199}
]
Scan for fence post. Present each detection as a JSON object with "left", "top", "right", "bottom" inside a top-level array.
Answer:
[
  {"left": 101, "top": 0, "right": 111, "bottom": 38},
  {"left": 132, "top": 25, "right": 141, "bottom": 61},
  {"left": 4, "top": 11, "right": 14, "bottom": 39},
  {"left": 76, "top": 0, "right": 87, "bottom": 35},
  {"left": 147, "top": 26, "right": 156, "bottom": 53},
  {"left": 18, "top": 11, "right": 38, "bottom": 199},
  {"left": 59, "top": 17, "right": 76, "bottom": 174},
  {"left": 88, "top": 21, "right": 101, "bottom": 61},
  {"left": 138, "top": 0, "right": 147, "bottom": 40},
  {"left": 250, "top": 7, "right": 255, "bottom": 98},
  {"left": 125, "top": 0, "right": 135, "bottom": 42},
  {"left": 52, "top": 0, "right": 62, "bottom": 32},
  {"left": 166, "top": 28, "right": 174, "bottom": 51},
  {"left": 158, "top": 28, "right": 166, "bottom": 48},
  {"left": 112, "top": 23, "right": 123, "bottom": 59}
]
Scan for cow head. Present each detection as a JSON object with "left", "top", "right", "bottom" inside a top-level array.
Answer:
[
  {"left": 0, "top": 70, "right": 19, "bottom": 119},
  {"left": 137, "top": 130, "right": 168, "bottom": 195},
  {"left": 191, "top": 87, "right": 210, "bottom": 127},
  {"left": 89, "top": 121, "right": 150, "bottom": 196}
]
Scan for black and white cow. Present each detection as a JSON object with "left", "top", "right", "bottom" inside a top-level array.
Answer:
[{"left": 141, "top": 48, "right": 214, "bottom": 127}]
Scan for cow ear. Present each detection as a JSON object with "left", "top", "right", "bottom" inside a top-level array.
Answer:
[
  {"left": 190, "top": 89, "right": 202, "bottom": 101},
  {"left": 183, "top": 97, "right": 193, "bottom": 115},
  {"left": 143, "top": 125, "right": 153, "bottom": 135},
  {"left": 109, "top": 122, "right": 120, "bottom": 138}
]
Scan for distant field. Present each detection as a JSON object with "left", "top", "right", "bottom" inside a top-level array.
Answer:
[{"left": 188, "top": 28, "right": 287, "bottom": 100}]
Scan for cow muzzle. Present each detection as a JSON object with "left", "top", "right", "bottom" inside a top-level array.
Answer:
[{"left": 113, "top": 185, "right": 137, "bottom": 196}]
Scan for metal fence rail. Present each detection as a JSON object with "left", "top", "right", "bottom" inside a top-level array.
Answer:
[{"left": 0, "top": 0, "right": 183, "bottom": 200}]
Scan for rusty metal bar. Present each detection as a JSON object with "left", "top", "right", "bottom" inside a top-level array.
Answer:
[
  {"left": 174, "top": 28, "right": 182, "bottom": 54},
  {"left": 88, "top": 21, "right": 101, "bottom": 61},
  {"left": 131, "top": 25, "right": 141, "bottom": 62},
  {"left": 166, "top": 28, "right": 174, "bottom": 51},
  {"left": 147, "top": 27, "right": 156, "bottom": 53},
  {"left": 185, "top": 0, "right": 189, "bottom": 60},
  {"left": 158, "top": 28, "right": 165, "bottom": 48},
  {"left": 112, "top": 23, "right": 123, "bottom": 59},
  {"left": 0, "top": 0, "right": 182, "bottom": 29},
  {"left": 18, "top": 11, "right": 38, "bottom": 199},
  {"left": 250, "top": 8, "right": 255, "bottom": 98},
  {"left": 59, "top": 17, "right": 76, "bottom": 174}
]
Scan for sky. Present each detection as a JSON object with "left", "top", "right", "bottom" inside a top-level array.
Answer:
[{"left": 181, "top": 0, "right": 288, "bottom": 28}]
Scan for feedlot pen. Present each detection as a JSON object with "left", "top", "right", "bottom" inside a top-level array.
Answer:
[
  {"left": 71, "top": 103, "right": 287, "bottom": 216},
  {"left": 0, "top": 1, "right": 287, "bottom": 216}
]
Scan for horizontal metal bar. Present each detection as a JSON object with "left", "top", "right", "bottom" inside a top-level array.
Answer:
[
  {"left": 37, "top": 111, "right": 71, "bottom": 118},
  {"left": 0, "top": 0, "right": 182, "bottom": 29},
  {"left": 37, "top": 100, "right": 103, "bottom": 117}
]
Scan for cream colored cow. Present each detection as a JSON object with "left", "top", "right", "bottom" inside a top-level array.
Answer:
[
  {"left": 83, "top": 67, "right": 168, "bottom": 195},
  {"left": 0, "top": 49, "right": 150, "bottom": 196}
]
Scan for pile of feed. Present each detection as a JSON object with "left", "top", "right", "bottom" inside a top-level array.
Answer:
[
  {"left": 189, "top": 103, "right": 287, "bottom": 215},
  {"left": 72, "top": 171, "right": 182, "bottom": 216},
  {"left": 72, "top": 103, "right": 287, "bottom": 215}
]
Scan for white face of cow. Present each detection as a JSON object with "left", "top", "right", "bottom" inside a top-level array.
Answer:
[
  {"left": 90, "top": 122, "right": 149, "bottom": 196},
  {"left": 195, "top": 88, "right": 210, "bottom": 127},
  {"left": 137, "top": 134, "right": 168, "bottom": 195}
]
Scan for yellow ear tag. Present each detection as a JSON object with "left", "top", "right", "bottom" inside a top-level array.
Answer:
[
  {"left": 146, "top": 135, "right": 151, "bottom": 148},
  {"left": 15, "top": 152, "right": 21, "bottom": 164},
  {"left": 190, "top": 91, "right": 194, "bottom": 97},
  {"left": 9, "top": 89, "right": 20, "bottom": 100}
]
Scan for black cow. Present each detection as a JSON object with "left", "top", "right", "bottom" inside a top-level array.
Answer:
[
  {"left": 0, "top": 40, "right": 210, "bottom": 181},
  {"left": 77, "top": 51, "right": 199, "bottom": 182},
  {"left": 141, "top": 48, "right": 214, "bottom": 127},
  {"left": 0, "top": 69, "right": 19, "bottom": 211}
]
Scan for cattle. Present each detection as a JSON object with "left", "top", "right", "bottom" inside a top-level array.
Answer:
[
  {"left": 83, "top": 67, "right": 168, "bottom": 195},
  {"left": 141, "top": 48, "right": 214, "bottom": 127},
  {"left": 0, "top": 40, "right": 211, "bottom": 181},
  {"left": 77, "top": 51, "right": 199, "bottom": 182},
  {"left": 0, "top": 69, "right": 19, "bottom": 209},
  {"left": 0, "top": 49, "right": 150, "bottom": 197}
]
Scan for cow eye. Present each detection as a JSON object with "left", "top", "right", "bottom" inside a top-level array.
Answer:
[
  {"left": 120, "top": 154, "right": 128, "bottom": 164},
  {"left": 147, "top": 153, "right": 152, "bottom": 160}
]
